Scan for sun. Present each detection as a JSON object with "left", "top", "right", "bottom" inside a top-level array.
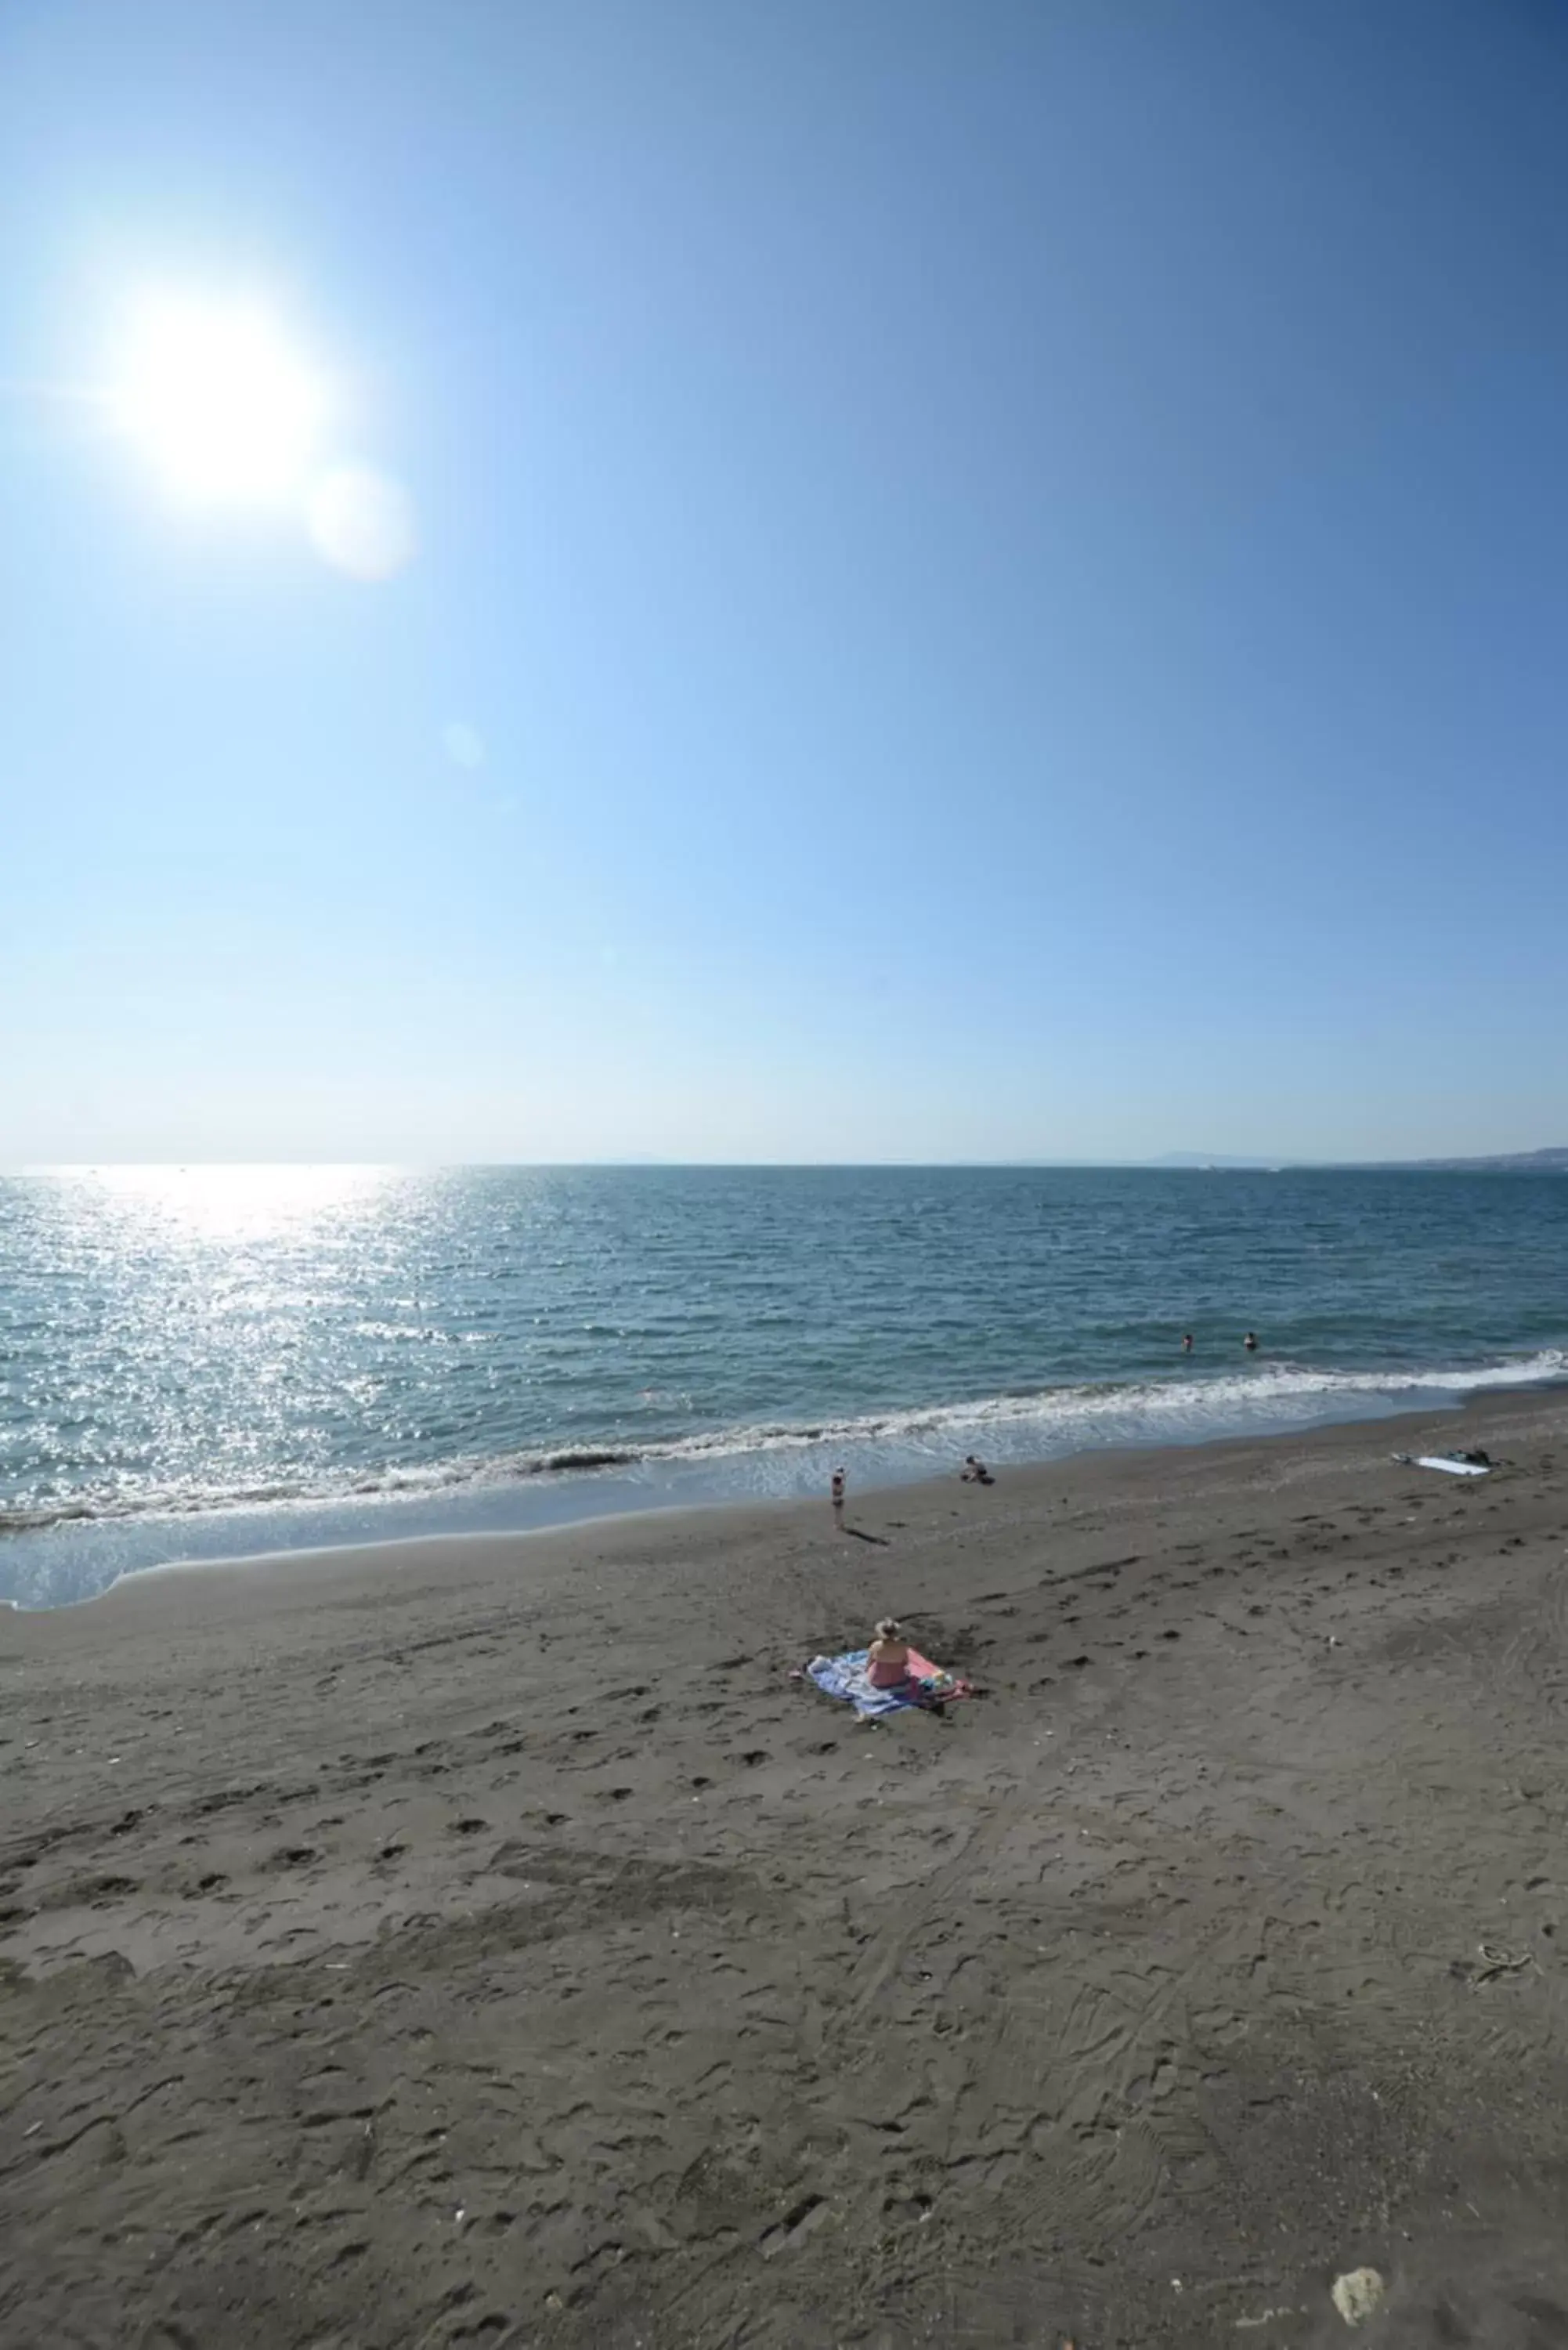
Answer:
[{"left": 114, "top": 292, "right": 330, "bottom": 504}]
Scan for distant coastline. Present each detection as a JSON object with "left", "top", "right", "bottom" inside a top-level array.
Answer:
[{"left": 1144, "top": 1147, "right": 1568, "bottom": 1173}]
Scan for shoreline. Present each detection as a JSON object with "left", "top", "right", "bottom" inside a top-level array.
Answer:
[
  {"left": 5, "top": 1368, "right": 1563, "bottom": 1617},
  {"left": 7, "top": 1385, "right": 1568, "bottom": 2341},
  {"left": 19, "top": 1379, "right": 1555, "bottom": 1650}
]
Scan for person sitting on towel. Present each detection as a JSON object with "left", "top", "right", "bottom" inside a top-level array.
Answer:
[{"left": 866, "top": 1618, "right": 913, "bottom": 1689}]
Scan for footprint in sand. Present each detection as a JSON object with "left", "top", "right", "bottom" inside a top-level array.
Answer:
[{"left": 63, "top": 1872, "right": 139, "bottom": 1906}]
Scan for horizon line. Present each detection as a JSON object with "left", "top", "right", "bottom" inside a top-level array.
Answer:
[{"left": 6, "top": 1152, "right": 1566, "bottom": 1176}]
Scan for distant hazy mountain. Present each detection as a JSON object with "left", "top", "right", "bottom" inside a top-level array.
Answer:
[
  {"left": 1148, "top": 1153, "right": 1284, "bottom": 1170},
  {"left": 1151, "top": 1148, "right": 1568, "bottom": 1173},
  {"left": 1348, "top": 1146, "right": 1568, "bottom": 1173}
]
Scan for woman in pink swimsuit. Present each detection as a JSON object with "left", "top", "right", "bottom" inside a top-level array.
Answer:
[{"left": 866, "top": 1618, "right": 912, "bottom": 1690}]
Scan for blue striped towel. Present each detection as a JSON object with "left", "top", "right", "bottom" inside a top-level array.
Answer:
[{"left": 806, "top": 1648, "right": 959, "bottom": 1719}]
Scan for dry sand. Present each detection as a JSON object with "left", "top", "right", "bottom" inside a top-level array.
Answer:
[{"left": 5, "top": 1394, "right": 1568, "bottom": 2348}]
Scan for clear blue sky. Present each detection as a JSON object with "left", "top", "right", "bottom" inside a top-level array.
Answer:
[{"left": 3, "top": 0, "right": 1565, "bottom": 1164}]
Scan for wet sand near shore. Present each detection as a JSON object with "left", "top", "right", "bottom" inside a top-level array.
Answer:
[{"left": 5, "top": 1392, "right": 1568, "bottom": 2348}]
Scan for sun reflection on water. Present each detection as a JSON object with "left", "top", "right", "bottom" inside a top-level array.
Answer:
[{"left": 56, "top": 1163, "right": 402, "bottom": 1243}]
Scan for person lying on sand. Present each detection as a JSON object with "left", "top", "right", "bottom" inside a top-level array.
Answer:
[{"left": 961, "top": 1454, "right": 994, "bottom": 1484}]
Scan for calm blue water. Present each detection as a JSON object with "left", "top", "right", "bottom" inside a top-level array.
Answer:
[{"left": 2, "top": 1163, "right": 1566, "bottom": 1607}]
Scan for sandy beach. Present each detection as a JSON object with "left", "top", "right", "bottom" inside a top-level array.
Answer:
[{"left": 5, "top": 1391, "right": 1568, "bottom": 2347}]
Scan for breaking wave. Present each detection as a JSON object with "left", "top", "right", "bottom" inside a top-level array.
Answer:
[{"left": 5, "top": 1349, "right": 1564, "bottom": 1538}]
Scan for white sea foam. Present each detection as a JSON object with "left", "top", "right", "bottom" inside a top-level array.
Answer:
[
  {"left": 5, "top": 1351, "right": 1563, "bottom": 1535},
  {"left": 646, "top": 1350, "right": 1568, "bottom": 1459}
]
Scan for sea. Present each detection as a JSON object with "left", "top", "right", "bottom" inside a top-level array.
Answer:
[{"left": 3, "top": 1162, "right": 1566, "bottom": 1609}]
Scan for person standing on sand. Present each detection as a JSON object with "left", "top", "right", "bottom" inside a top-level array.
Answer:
[{"left": 830, "top": 1466, "right": 846, "bottom": 1516}]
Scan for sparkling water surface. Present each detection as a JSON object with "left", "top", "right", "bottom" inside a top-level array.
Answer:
[{"left": 3, "top": 1164, "right": 1566, "bottom": 1606}]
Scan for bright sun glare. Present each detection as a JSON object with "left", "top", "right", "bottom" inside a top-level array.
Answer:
[
  {"left": 114, "top": 294, "right": 329, "bottom": 504},
  {"left": 81, "top": 1164, "right": 395, "bottom": 1241}
]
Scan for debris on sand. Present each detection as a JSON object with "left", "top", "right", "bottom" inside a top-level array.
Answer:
[
  {"left": 1331, "top": 2267, "right": 1386, "bottom": 2325},
  {"left": 1454, "top": 1940, "right": 1537, "bottom": 1987}
]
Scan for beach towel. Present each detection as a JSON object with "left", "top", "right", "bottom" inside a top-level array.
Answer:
[{"left": 806, "top": 1647, "right": 970, "bottom": 1719}]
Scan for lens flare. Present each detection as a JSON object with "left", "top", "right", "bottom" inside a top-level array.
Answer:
[{"left": 306, "top": 465, "right": 416, "bottom": 579}]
